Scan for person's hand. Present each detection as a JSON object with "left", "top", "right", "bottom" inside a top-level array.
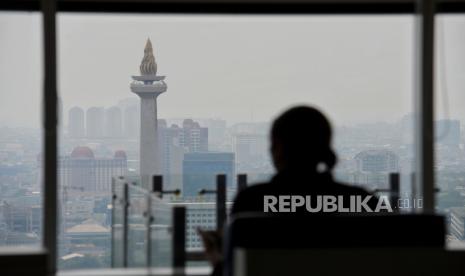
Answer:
[{"left": 197, "top": 228, "right": 223, "bottom": 266}]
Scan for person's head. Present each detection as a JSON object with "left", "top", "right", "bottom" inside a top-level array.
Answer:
[{"left": 270, "top": 106, "right": 336, "bottom": 173}]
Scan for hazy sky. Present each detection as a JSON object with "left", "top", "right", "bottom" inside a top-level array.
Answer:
[{"left": 1, "top": 13, "right": 464, "bottom": 128}]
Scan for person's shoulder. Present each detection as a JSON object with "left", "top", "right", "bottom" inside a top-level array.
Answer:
[
  {"left": 231, "top": 182, "right": 272, "bottom": 214},
  {"left": 234, "top": 182, "right": 271, "bottom": 202}
]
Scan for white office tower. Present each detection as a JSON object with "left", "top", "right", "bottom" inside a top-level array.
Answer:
[
  {"left": 130, "top": 38, "right": 167, "bottom": 183},
  {"left": 68, "top": 106, "right": 85, "bottom": 138}
]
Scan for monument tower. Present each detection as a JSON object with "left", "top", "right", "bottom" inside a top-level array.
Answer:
[{"left": 131, "top": 38, "right": 167, "bottom": 181}]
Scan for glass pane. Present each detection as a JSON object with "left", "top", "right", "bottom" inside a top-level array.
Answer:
[
  {"left": 127, "top": 183, "right": 149, "bottom": 267},
  {"left": 111, "top": 177, "right": 125, "bottom": 267},
  {"left": 58, "top": 13, "right": 415, "bottom": 269},
  {"left": 0, "top": 12, "right": 42, "bottom": 248},
  {"left": 435, "top": 15, "right": 465, "bottom": 248},
  {"left": 150, "top": 195, "right": 173, "bottom": 268}
]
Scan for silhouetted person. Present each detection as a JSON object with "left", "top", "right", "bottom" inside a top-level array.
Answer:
[
  {"left": 232, "top": 105, "right": 378, "bottom": 214},
  {"left": 201, "top": 106, "right": 379, "bottom": 276}
]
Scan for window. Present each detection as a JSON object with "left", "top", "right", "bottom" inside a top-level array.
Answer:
[
  {"left": 0, "top": 11, "right": 42, "bottom": 248},
  {"left": 57, "top": 13, "right": 416, "bottom": 269},
  {"left": 0, "top": 0, "right": 459, "bottom": 275},
  {"left": 435, "top": 14, "right": 465, "bottom": 247}
]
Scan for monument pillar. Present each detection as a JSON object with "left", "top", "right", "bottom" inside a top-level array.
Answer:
[{"left": 130, "top": 38, "right": 167, "bottom": 184}]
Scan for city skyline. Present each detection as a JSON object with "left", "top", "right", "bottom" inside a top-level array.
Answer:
[
  {"left": 1, "top": 13, "right": 465, "bottom": 269},
  {"left": 3, "top": 14, "right": 465, "bottom": 128}
]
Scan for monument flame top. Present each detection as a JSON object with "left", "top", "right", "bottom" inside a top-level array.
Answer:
[{"left": 139, "top": 38, "right": 157, "bottom": 76}]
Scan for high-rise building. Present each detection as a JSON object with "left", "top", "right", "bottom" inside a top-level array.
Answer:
[
  {"left": 436, "top": 119, "right": 461, "bottom": 147},
  {"left": 86, "top": 107, "right": 105, "bottom": 138},
  {"left": 1, "top": 199, "right": 41, "bottom": 234},
  {"left": 68, "top": 106, "right": 85, "bottom": 138},
  {"left": 59, "top": 146, "right": 128, "bottom": 195},
  {"left": 450, "top": 207, "right": 465, "bottom": 240},
  {"left": 180, "top": 119, "right": 208, "bottom": 152},
  {"left": 197, "top": 119, "right": 226, "bottom": 148},
  {"left": 352, "top": 149, "right": 399, "bottom": 189},
  {"left": 130, "top": 38, "right": 167, "bottom": 180},
  {"left": 354, "top": 149, "right": 399, "bottom": 173},
  {"left": 118, "top": 98, "right": 140, "bottom": 139},
  {"left": 0, "top": 197, "right": 41, "bottom": 246},
  {"left": 123, "top": 105, "right": 139, "bottom": 139},
  {"left": 183, "top": 202, "right": 223, "bottom": 249},
  {"left": 233, "top": 133, "right": 267, "bottom": 168},
  {"left": 105, "top": 106, "right": 123, "bottom": 138},
  {"left": 158, "top": 120, "right": 184, "bottom": 189},
  {"left": 182, "top": 152, "right": 235, "bottom": 197},
  {"left": 158, "top": 119, "right": 209, "bottom": 189},
  {"left": 159, "top": 119, "right": 208, "bottom": 154}
]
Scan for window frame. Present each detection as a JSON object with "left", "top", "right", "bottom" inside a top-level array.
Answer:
[
  {"left": 1, "top": 0, "right": 465, "bottom": 14},
  {"left": 0, "top": 0, "right": 455, "bottom": 274}
]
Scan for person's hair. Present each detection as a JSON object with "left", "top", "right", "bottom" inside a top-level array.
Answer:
[{"left": 271, "top": 106, "right": 336, "bottom": 172}]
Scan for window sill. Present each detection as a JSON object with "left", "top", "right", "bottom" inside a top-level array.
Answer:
[
  {"left": 0, "top": 248, "right": 47, "bottom": 275},
  {"left": 58, "top": 267, "right": 212, "bottom": 276}
]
